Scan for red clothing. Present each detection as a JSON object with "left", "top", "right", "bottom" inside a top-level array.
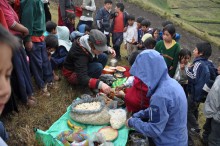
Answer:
[
  {"left": 125, "top": 77, "right": 150, "bottom": 113},
  {"left": 113, "top": 12, "right": 124, "bottom": 32},
  {"left": 0, "top": 0, "right": 21, "bottom": 35},
  {"left": 12, "top": 0, "right": 20, "bottom": 19},
  {"left": 58, "top": 6, "right": 64, "bottom": 26},
  {"left": 0, "top": 8, "right": 8, "bottom": 29},
  {"left": 31, "top": 36, "right": 45, "bottom": 43}
]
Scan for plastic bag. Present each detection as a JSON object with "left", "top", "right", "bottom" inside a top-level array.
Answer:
[
  {"left": 88, "top": 132, "right": 114, "bottom": 146},
  {"left": 109, "top": 109, "right": 127, "bottom": 129},
  {"left": 70, "top": 96, "right": 110, "bottom": 125}
]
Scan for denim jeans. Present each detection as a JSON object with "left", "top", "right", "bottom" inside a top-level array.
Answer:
[
  {"left": 208, "top": 119, "right": 220, "bottom": 146},
  {"left": 26, "top": 42, "right": 53, "bottom": 88},
  {"left": 88, "top": 53, "right": 107, "bottom": 79},
  {"left": 112, "top": 32, "right": 123, "bottom": 58}
]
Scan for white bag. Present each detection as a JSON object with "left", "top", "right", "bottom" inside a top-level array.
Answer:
[{"left": 109, "top": 109, "right": 127, "bottom": 129}]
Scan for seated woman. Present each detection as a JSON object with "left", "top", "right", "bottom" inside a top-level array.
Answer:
[{"left": 126, "top": 50, "right": 188, "bottom": 146}]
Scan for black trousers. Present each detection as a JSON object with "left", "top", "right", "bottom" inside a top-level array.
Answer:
[{"left": 44, "top": 3, "right": 52, "bottom": 22}]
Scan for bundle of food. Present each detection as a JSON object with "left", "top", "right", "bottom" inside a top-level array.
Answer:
[
  {"left": 70, "top": 96, "right": 110, "bottom": 125},
  {"left": 115, "top": 66, "right": 126, "bottom": 72},
  {"left": 98, "top": 93, "right": 117, "bottom": 109},
  {"left": 99, "top": 74, "right": 116, "bottom": 86},
  {"left": 109, "top": 109, "right": 127, "bottom": 129},
  {"left": 98, "top": 127, "right": 118, "bottom": 141},
  {"left": 102, "top": 66, "right": 115, "bottom": 74}
]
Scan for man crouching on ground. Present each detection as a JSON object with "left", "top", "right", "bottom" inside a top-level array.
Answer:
[{"left": 62, "top": 29, "right": 115, "bottom": 94}]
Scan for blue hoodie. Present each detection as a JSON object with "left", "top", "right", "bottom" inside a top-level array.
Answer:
[{"left": 128, "top": 50, "right": 188, "bottom": 146}]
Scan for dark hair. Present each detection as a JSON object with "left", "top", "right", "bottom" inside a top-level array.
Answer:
[
  {"left": 46, "top": 21, "right": 57, "bottom": 33},
  {"left": 104, "top": 0, "right": 112, "bottom": 4},
  {"left": 196, "top": 42, "right": 212, "bottom": 59},
  {"left": 141, "top": 19, "right": 151, "bottom": 27},
  {"left": 127, "top": 14, "right": 135, "bottom": 21},
  {"left": 116, "top": 3, "right": 124, "bottom": 12},
  {"left": 85, "top": 25, "right": 91, "bottom": 32},
  {"left": 178, "top": 48, "right": 191, "bottom": 62},
  {"left": 129, "top": 50, "right": 142, "bottom": 66},
  {"left": 163, "top": 24, "right": 176, "bottom": 38},
  {"left": 136, "top": 16, "right": 144, "bottom": 23},
  {"left": 162, "top": 20, "right": 173, "bottom": 27},
  {"left": 143, "top": 38, "right": 156, "bottom": 49},
  {"left": 45, "top": 34, "right": 58, "bottom": 50},
  {"left": 67, "top": 11, "right": 76, "bottom": 20},
  {"left": 0, "top": 24, "right": 19, "bottom": 51},
  {"left": 152, "top": 28, "right": 160, "bottom": 35}
]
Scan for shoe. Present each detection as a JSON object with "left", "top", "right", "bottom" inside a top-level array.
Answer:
[
  {"left": 48, "top": 82, "right": 58, "bottom": 89},
  {"left": 54, "top": 75, "right": 60, "bottom": 81},
  {"left": 42, "top": 85, "right": 51, "bottom": 97},
  {"left": 26, "top": 99, "right": 37, "bottom": 107},
  {"left": 29, "top": 96, "right": 37, "bottom": 101}
]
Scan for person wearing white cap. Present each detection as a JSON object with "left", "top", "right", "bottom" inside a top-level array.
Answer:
[{"left": 63, "top": 29, "right": 115, "bottom": 94}]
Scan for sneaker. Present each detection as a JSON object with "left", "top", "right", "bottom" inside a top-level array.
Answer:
[{"left": 42, "top": 85, "right": 51, "bottom": 97}]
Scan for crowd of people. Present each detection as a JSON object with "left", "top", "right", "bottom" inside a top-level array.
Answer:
[{"left": 0, "top": 0, "right": 219, "bottom": 146}]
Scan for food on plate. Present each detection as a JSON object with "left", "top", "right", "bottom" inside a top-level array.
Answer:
[
  {"left": 114, "top": 73, "right": 123, "bottom": 78},
  {"left": 98, "top": 126, "right": 118, "bottom": 141},
  {"left": 109, "top": 66, "right": 116, "bottom": 70},
  {"left": 102, "top": 67, "right": 115, "bottom": 74},
  {"left": 116, "top": 66, "right": 126, "bottom": 72},
  {"left": 108, "top": 91, "right": 115, "bottom": 99},
  {"left": 74, "top": 102, "right": 101, "bottom": 111}
]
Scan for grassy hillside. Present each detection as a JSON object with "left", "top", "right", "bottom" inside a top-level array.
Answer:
[{"left": 128, "top": 0, "right": 220, "bottom": 47}]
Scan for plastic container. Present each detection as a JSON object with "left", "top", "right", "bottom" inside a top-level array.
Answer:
[{"left": 129, "top": 132, "right": 149, "bottom": 146}]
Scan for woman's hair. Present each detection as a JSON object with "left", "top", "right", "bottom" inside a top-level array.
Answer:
[
  {"left": 196, "top": 42, "right": 212, "bottom": 59},
  {"left": 116, "top": 3, "right": 124, "bottom": 12},
  {"left": 163, "top": 24, "right": 176, "bottom": 38},
  {"left": 45, "top": 34, "right": 58, "bottom": 50},
  {"left": 141, "top": 19, "right": 151, "bottom": 27},
  {"left": 178, "top": 48, "right": 191, "bottom": 62},
  {"left": 0, "top": 24, "right": 19, "bottom": 51},
  {"left": 46, "top": 21, "right": 57, "bottom": 33},
  {"left": 152, "top": 28, "right": 160, "bottom": 38}
]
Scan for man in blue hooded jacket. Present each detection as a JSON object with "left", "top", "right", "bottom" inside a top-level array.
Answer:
[{"left": 126, "top": 50, "right": 188, "bottom": 146}]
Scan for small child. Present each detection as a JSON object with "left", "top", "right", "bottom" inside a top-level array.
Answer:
[
  {"left": 155, "top": 24, "right": 181, "bottom": 78},
  {"left": 137, "top": 19, "right": 152, "bottom": 49},
  {"left": 143, "top": 37, "right": 156, "bottom": 49},
  {"left": 174, "top": 48, "right": 191, "bottom": 97},
  {"left": 111, "top": 2, "right": 128, "bottom": 60},
  {"left": 0, "top": 25, "right": 19, "bottom": 144},
  {"left": 65, "top": 11, "right": 76, "bottom": 33},
  {"left": 43, "top": 21, "right": 57, "bottom": 37},
  {"left": 70, "top": 24, "right": 91, "bottom": 41},
  {"left": 186, "top": 42, "right": 218, "bottom": 136},
  {"left": 136, "top": 16, "right": 144, "bottom": 45},
  {"left": 123, "top": 14, "right": 138, "bottom": 59},
  {"left": 152, "top": 28, "right": 160, "bottom": 42}
]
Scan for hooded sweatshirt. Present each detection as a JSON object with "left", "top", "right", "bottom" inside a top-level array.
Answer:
[
  {"left": 63, "top": 35, "right": 103, "bottom": 89},
  {"left": 128, "top": 50, "right": 188, "bottom": 146}
]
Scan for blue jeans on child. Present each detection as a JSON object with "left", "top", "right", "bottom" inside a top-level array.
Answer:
[
  {"left": 112, "top": 32, "right": 123, "bottom": 59},
  {"left": 0, "top": 121, "right": 8, "bottom": 142},
  {"left": 27, "top": 42, "right": 53, "bottom": 88},
  {"left": 88, "top": 53, "right": 107, "bottom": 79}
]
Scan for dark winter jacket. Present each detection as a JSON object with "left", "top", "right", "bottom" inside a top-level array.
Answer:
[
  {"left": 95, "top": 7, "right": 111, "bottom": 32},
  {"left": 186, "top": 57, "right": 218, "bottom": 102}
]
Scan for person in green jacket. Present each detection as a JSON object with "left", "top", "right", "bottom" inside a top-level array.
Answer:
[
  {"left": 155, "top": 24, "right": 180, "bottom": 77},
  {"left": 20, "top": 0, "right": 53, "bottom": 96}
]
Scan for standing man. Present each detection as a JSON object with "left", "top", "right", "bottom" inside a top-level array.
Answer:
[{"left": 95, "top": 0, "right": 112, "bottom": 46}]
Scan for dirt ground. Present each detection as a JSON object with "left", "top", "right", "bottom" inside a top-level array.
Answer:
[{"left": 1, "top": 0, "right": 219, "bottom": 146}]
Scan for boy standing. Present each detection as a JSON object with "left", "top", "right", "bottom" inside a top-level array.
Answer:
[
  {"left": 20, "top": 0, "right": 53, "bottom": 96},
  {"left": 123, "top": 14, "right": 138, "bottom": 59},
  {"left": 95, "top": 0, "right": 113, "bottom": 46},
  {"left": 186, "top": 42, "right": 218, "bottom": 135},
  {"left": 43, "top": 21, "right": 57, "bottom": 37},
  {"left": 111, "top": 2, "right": 128, "bottom": 60}
]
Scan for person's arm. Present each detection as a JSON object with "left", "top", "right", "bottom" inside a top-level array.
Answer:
[
  {"left": 59, "top": 0, "right": 66, "bottom": 21},
  {"left": 204, "top": 76, "right": 220, "bottom": 122},
  {"left": 11, "top": 23, "right": 29, "bottom": 36},
  {"left": 169, "top": 44, "right": 180, "bottom": 77},
  {"left": 123, "top": 76, "right": 134, "bottom": 87},
  {"left": 128, "top": 96, "right": 169, "bottom": 138},
  {"left": 83, "top": 0, "right": 96, "bottom": 11}
]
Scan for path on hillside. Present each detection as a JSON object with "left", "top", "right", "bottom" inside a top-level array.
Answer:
[{"left": 94, "top": 0, "right": 220, "bottom": 64}]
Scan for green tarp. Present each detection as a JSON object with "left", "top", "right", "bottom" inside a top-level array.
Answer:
[{"left": 35, "top": 106, "right": 129, "bottom": 146}]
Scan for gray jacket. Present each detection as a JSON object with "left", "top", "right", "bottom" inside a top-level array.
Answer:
[{"left": 204, "top": 75, "right": 220, "bottom": 123}]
